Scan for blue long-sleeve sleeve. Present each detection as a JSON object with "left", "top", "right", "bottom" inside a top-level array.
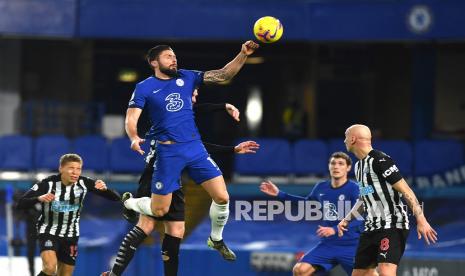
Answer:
[
  {"left": 277, "top": 190, "right": 314, "bottom": 201},
  {"left": 276, "top": 183, "right": 318, "bottom": 201},
  {"left": 273, "top": 181, "right": 362, "bottom": 245}
]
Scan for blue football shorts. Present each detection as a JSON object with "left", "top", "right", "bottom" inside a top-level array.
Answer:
[
  {"left": 300, "top": 242, "right": 357, "bottom": 275},
  {"left": 151, "top": 140, "right": 222, "bottom": 195}
]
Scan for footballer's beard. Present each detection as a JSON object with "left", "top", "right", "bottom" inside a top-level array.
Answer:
[{"left": 159, "top": 64, "right": 178, "bottom": 78}]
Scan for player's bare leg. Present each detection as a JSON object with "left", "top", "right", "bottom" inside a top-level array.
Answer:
[
  {"left": 377, "top": 263, "right": 396, "bottom": 276},
  {"left": 56, "top": 262, "right": 74, "bottom": 276},
  {"left": 201, "top": 175, "right": 236, "bottom": 261},
  {"left": 150, "top": 193, "right": 172, "bottom": 216},
  {"left": 39, "top": 250, "right": 58, "bottom": 275},
  {"left": 353, "top": 267, "right": 378, "bottom": 276},
  {"left": 137, "top": 214, "right": 157, "bottom": 234},
  {"left": 165, "top": 221, "right": 185, "bottom": 238},
  {"left": 293, "top": 262, "right": 316, "bottom": 276}
]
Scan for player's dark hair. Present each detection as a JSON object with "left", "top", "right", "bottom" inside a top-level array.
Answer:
[
  {"left": 146, "top": 45, "right": 172, "bottom": 65},
  {"left": 329, "top": 152, "right": 352, "bottom": 167},
  {"left": 59, "top": 153, "right": 83, "bottom": 167}
]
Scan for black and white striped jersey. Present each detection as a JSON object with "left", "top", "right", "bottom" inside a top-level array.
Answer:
[
  {"left": 17, "top": 174, "right": 120, "bottom": 238},
  {"left": 355, "top": 150, "right": 409, "bottom": 232}
]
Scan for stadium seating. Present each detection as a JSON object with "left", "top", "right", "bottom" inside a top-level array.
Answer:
[
  {"left": 73, "top": 135, "right": 109, "bottom": 172},
  {"left": 293, "top": 139, "right": 328, "bottom": 175},
  {"left": 0, "top": 135, "right": 33, "bottom": 171},
  {"left": 373, "top": 140, "right": 413, "bottom": 176},
  {"left": 327, "top": 138, "right": 357, "bottom": 162},
  {"left": 35, "top": 135, "right": 72, "bottom": 170},
  {"left": 414, "top": 140, "right": 465, "bottom": 175},
  {"left": 0, "top": 135, "right": 463, "bottom": 177},
  {"left": 234, "top": 138, "right": 292, "bottom": 176},
  {"left": 109, "top": 137, "right": 147, "bottom": 174}
]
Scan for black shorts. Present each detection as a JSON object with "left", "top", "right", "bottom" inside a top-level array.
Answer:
[
  {"left": 136, "top": 156, "right": 185, "bottom": 221},
  {"left": 38, "top": 234, "right": 79, "bottom": 266},
  {"left": 354, "top": 228, "right": 409, "bottom": 268}
]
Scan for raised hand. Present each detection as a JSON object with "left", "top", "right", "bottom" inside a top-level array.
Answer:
[
  {"left": 259, "top": 180, "right": 279, "bottom": 197},
  {"left": 234, "top": 141, "right": 260, "bottom": 154}
]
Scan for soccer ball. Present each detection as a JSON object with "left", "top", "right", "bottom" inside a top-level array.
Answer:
[{"left": 253, "top": 16, "right": 283, "bottom": 43}]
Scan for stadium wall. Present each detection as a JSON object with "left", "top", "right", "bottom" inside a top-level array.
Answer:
[{"left": 1, "top": 0, "right": 465, "bottom": 40}]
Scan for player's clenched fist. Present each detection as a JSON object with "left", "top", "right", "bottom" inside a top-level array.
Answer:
[
  {"left": 38, "top": 193, "right": 55, "bottom": 203},
  {"left": 95, "top": 180, "right": 108, "bottom": 191},
  {"left": 241, "top": 41, "right": 259, "bottom": 56}
]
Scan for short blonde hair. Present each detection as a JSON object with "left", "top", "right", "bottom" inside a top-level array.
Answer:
[{"left": 59, "top": 154, "right": 83, "bottom": 167}]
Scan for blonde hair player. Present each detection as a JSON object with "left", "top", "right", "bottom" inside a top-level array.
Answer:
[{"left": 17, "top": 154, "right": 121, "bottom": 276}]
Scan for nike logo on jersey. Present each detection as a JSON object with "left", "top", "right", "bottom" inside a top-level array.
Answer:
[
  {"left": 379, "top": 158, "right": 386, "bottom": 162},
  {"left": 153, "top": 89, "right": 162, "bottom": 94},
  {"left": 319, "top": 193, "right": 325, "bottom": 197}
]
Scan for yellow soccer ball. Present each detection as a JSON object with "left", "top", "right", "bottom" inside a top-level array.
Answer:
[{"left": 253, "top": 16, "right": 283, "bottom": 43}]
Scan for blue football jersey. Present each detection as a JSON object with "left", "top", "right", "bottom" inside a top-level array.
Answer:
[
  {"left": 278, "top": 180, "right": 363, "bottom": 244},
  {"left": 129, "top": 69, "right": 204, "bottom": 142}
]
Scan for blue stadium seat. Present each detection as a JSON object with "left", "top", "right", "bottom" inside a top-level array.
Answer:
[
  {"left": 414, "top": 140, "right": 464, "bottom": 176},
  {"left": 327, "top": 138, "right": 356, "bottom": 163},
  {"left": 293, "top": 139, "right": 328, "bottom": 175},
  {"left": 234, "top": 138, "right": 292, "bottom": 175},
  {"left": 0, "top": 135, "right": 33, "bottom": 171},
  {"left": 373, "top": 140, "right": 413, "bottom": 176},
  {"left": 109, "top": 137, "right": 147, "bottom": 173},
  {"left": 73, "top": 135, "right": 109, "bottom": 172},
  {"left": 35, "top": 135, "right": 72, "bottom": 170}
]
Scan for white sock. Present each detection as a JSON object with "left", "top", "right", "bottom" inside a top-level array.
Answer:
[
  {"left": 124, "top": 197, "right": 154, "bottom": 216},
  {"left": 209, "top": 201, "right": 229, "bottom": 241}
]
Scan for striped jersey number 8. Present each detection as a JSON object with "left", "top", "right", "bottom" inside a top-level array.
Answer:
[{"left": 165, "top": 93, "right": 184, "bottom": 112}]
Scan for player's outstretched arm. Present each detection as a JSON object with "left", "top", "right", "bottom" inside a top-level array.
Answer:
[
  {"left": 194, "top": 103, "right": 240, "bottom": 122},
  {"left": 85, "top": 178, "right": 121, "bottom": 201},
  {"left": 202, "top": 140, "right": 259, "bottom": 154},
  {"left": 125, "top": 108, "right": 145, "bottom": 155},
  {"left": 234, "top": 141, "right": 259, "bottom": 154},
  {"left": 392, "top": 179, "right": 438, "bottom": 245},
  {"left": 203, "top": 41, "right": 259, "bottom": 84}
]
